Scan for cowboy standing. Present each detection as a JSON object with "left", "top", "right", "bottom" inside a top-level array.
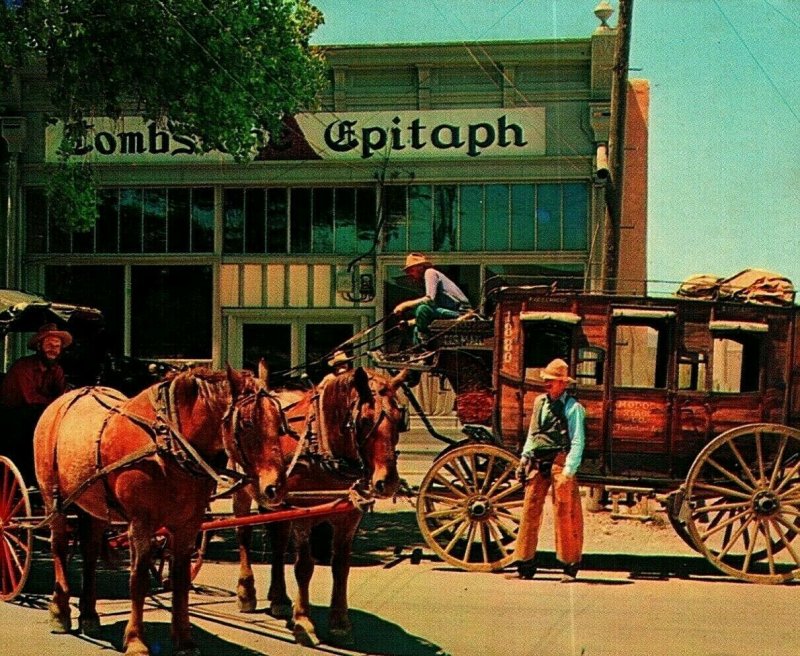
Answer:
[
  {"left": 0, "top": 322, "right": 72, "bottom": 482},
  {"left": 513, "top": 358, "right": 586, "bottom": 582},
  {"left": 392, "top": 253, "right": 471, "bottom": 344}
]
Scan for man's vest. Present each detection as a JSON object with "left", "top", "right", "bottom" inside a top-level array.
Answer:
[{"left": 527, "top": 394, "right": 573, "bottom": 460}]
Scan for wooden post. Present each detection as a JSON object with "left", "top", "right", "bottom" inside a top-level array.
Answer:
[{"left": 601, "top": 0, "right": 634, "bottom": 292}]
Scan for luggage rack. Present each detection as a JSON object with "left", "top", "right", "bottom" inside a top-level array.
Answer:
[{"left": 367, "top": 348, "right": 439, "bottom": 372}]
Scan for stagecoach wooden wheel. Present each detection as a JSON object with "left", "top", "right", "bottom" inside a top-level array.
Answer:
[
  {"left": 0, "top": 456, "right": 33, "bottom": 601},
  {"left": 684, "top": 423, "right": 800, "bottom": 584},
  {"left": 416, "top": 443, "right": 524, "bottom": 572}
]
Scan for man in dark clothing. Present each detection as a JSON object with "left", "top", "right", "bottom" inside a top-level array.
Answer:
[{"left": 0, "top": 323, "right": 71, "bottom": 483}]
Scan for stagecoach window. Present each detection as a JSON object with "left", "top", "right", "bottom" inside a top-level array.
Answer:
[
  {"left": 712, "top": 335, "right": 761, "bottom": 393},
  {"left": 678, "top": 352, "right": 708, "bottom": 391},
  {"left": 576, "top": 347, "right": 605, "bottom": 386},
  {"left": 523, "top": 322, "right": 571, "bottom": 378},
  {"left": 613, "top": 323, "right": 669, "bottom": 389}
]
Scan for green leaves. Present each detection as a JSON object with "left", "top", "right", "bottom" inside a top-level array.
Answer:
[
  {"left": 2, "top": 0, "right": 327, "bottom": 229},
  {"left": 46, "top": 158, "right": 99, "bottom": 233}
]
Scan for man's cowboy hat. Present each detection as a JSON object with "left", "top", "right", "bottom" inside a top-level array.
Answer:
[
  {"left": 540, "top": 358, "right": 575, "bottom": 383},
  {"left": 27, "top": 323, "right": 72, "bottom": 350},
  {"left": 327, "top": 350, "right": 355, "bottom": 367},
  {"left": 402, "top": 252, "right": 432, "bottom": 272}
]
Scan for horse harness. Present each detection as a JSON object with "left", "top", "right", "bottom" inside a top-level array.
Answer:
[
  {"left": 43, "top": 381, "right": 280, "bottom": 526},
  {"left": 284, "top": 375, "right": 395, "bottom": 484}
]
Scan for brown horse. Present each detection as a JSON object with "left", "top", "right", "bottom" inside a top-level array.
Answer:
[
  {"left": 233, "top": 366, "right": 407, "bottom": 646},
  {"left": 34, "top": 367, "right": 287, "bottom": 656}
]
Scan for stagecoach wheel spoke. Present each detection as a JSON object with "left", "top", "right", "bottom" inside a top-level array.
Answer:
[
  {"left": 685, "top": 424, "right": 800, "bottom": 583},
  {"left": 0, "top": 457, "right": 33, "bottom": 602},
  {"left": 416, "top": 444, "right": 522, "bottom": 572}
]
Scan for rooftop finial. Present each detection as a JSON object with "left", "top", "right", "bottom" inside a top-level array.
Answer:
[{"left": 594, "top": 1, "right": 614, "bottom": 30}]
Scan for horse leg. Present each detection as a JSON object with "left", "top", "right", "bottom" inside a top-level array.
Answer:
[
  {"left": 291, "top": 526, "right": 319, "bottom": 647},
  {"left": 266, "top": 521, "right": 292, "bottom": 619},
  {"left": 48, "top": 512, "right": 72, "bottom": 633},
  {"left": 77, "top": 511, "right": 105, "bottom": 636},
  {"left": 327, "top": 515, "right": 361, "bottom": 646},
  {"left": 233, "top": 489, "right": 257, "bottom": 612},
  {"left": 123, "top": 520, "right": 154, "bottom": 656},
  {"left": 169, "top": 527, "right": 200, "bottom": 656}
]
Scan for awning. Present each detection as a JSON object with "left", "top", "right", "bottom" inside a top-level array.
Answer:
[
  {"left": 520, "top": 311, "right": 581, "bottom": 324},
  {"left": 612, "top": 308, "right": 676, "bottom": 320},
  {"left": 709, "top": 320, "right": 769, "bottom": 333}
]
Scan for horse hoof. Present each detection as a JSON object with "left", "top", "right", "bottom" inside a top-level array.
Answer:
[
  {"left": 123, "top": 638, "right": 150, "bottom": 656},
  {"left": 328, "top": 628, "right": 355, "bottom": 647},
  {"left": 80, "top": 615, "right": 102, "bottom": 636},
  {"left": 269, "top": 602, "right": 293, "bottom": 620},
  {"left": 237, "top": 597, "right": 257, "bottom": 613},
  {"left": 48, "top": 604, "right": 71, "bottom": 634},
  {"left": 293, "top": 624, "right": 320, "bottom": 647},
  {"left": 174, "top": 648, "right": 201, "bottom": 656}
]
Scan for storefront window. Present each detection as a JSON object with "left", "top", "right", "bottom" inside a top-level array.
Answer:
[
  {"left": 485, "top": 184, "right": 509, "bottom": 250},
  {"left": 459, "top": 185, "right": 483, "bottom": 251},
  {"left": 313, "top": 187, "right": 334, "bottom": 253},
  {"left": 563, "top": 183, "right": 589, "bottom": 250},
  {"left": 245, "top": 188, "right": 266, "bottom": 253},
  {"left": 536, "top": 184, "right": 561, "bottom": 250},
  {"left": 28, "top": 187, "right": 214, "bottom": 255},
  {"left": 266, "top": 188, "right": 288, "bottom": 253},
  {"left": 408, "top": 185, "right": 433, "bottom": 251},
  {"left": 357, "top": 187, "right": 377, "bottom": 253},
  {"left": 433, "top": 185, "right": 457, "bottom": 252},
  {"left": 334, "top": 188, "right": 355, "bottom": 253},
  {"left": 510, "top": 184, "right": 535, "bottom": 251},
  {"left": 131, "top": 265, "right": 212, "bottom": 359},
  {"left": 382, "top": 186, "right": 407, "bottom": 252},
  {"left": 44, "top": 265, "right": 125, "bottom": 356}
]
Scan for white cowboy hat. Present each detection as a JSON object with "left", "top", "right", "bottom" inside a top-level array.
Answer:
[
  {"left": 27, "top": 322, "right": 73, "bottom": 350},
  {"left": 540, "top": 358, "right": 575, "bottom": 383},
  {"left": 327, "top": 350, "right": 355, "bottom": 367},
  {"left": 402, "top": 252, "right": 433, "bottom": 272}
]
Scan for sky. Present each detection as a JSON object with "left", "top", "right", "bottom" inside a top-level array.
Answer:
[{"left": 310, "top": 0, "right": 800, "bottom": 294}]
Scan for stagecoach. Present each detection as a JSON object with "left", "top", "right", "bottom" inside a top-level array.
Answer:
[{"left": 372, "top": 271, "right": 800, "bottom": 584}]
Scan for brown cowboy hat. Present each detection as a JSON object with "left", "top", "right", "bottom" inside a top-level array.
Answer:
[
  {"left": 27, "top": 322, "right": 73, "bottom": 350},
  {"left": 402, "top": 252, "right": 432, "bottom": 272},
  {"left": 327, "top": 350, "right": 355, "bottom": 367},
  {"left": 540, "top": 358, "right": 575, "bottom": 383}
]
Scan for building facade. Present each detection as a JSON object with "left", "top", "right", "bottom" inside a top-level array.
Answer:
[{"left": 1, "top": 17, "right": 648, "bottom": 398}]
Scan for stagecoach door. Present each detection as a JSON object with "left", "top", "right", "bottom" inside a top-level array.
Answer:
[{"left": 607, "top": 310, "right": 674, "bottom": 476}]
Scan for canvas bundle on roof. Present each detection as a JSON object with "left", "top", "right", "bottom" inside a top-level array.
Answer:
[{"left": 676, "top": 269, "right": 795, "bottom": 306}]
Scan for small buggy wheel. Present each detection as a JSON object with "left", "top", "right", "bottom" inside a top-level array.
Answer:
[
  {"left": 0, "top": 456, "right": 33, "bottom": 601},
  {"left": 684, "top": 423, "right": 800, "bottom": 584},
  {"left": 416, "top": 444, "right": 523, "bottom": 572}
]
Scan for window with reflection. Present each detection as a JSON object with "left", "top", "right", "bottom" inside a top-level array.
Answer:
[{"left": 27, "top": 187, "right": 214, "bottom": 254}]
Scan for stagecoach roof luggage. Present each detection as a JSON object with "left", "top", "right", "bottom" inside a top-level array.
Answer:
[{"left": 675, "top": 268, "right": 795, "bottom": 306}]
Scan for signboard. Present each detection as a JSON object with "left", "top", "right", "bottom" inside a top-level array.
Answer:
[{"left": 45, "top": 107, "right": 546, "bottom": 163}]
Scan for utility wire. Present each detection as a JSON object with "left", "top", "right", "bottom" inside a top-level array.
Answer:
[{"left": 713, "top": 0, "right": 799, "bottom": 124}]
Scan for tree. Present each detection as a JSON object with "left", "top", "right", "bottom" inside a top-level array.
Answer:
[{"left": 0, "top": 0, "right": 327, "bottom": 229}]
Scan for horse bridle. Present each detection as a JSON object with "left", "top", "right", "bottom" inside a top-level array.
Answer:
[{"left": 221, "top": 385, "right": 286, "bottom": 483}]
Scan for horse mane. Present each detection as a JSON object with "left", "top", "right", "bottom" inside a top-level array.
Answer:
[{"left": 163, "top": 367, "right": 256, "bottom": 407}]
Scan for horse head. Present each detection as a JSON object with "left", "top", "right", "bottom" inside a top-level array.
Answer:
[
  {"left": 224, "top": 366, "right": 287, "bottom": 508},
  {"left": 320, "top": 366, "right": 408, "bottom": 498}
]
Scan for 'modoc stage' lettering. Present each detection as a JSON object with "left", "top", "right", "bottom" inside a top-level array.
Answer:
[{"left": 324, "top": 115, "right": 528, "bottom": 159}]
